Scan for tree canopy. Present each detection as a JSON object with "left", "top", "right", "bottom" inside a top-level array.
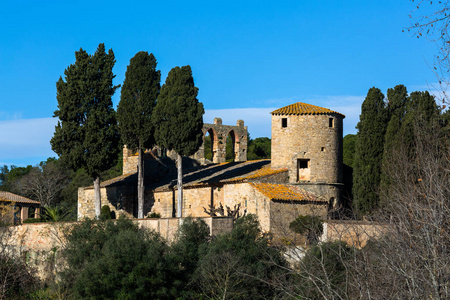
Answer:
[
  {"left": 51, "top": 43, "right": 120, "bottom": 217},
  {"left": 153, "top": 65, "right": 204, "bottom": 157},
  {"left": 117, "top": 51, "right": 160, "bottom": 151},
  {"left": 353, "top": 87, "right": 388, "bottom": 215}
]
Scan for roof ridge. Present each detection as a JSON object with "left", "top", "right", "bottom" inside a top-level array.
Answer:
[{"left": 271, "top": 102, "right": 345, "bottom": 117}]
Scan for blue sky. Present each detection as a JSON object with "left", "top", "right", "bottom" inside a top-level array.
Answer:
[{"left": 0, "top": 0, "right": 438, "bottom": 167}]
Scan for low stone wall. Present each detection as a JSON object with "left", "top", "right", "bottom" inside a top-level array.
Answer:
[
  {"left": 2, "top": 217, "right": 234, "bottom": 281},
  {"left": 322, "top": 220, "right": 389, "bottom": 248}
]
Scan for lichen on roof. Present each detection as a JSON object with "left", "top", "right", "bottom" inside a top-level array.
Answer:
[
  {"left": 250, "top": 182, "right": 325, "bottom": 202},
  {"left": 271, "top": 102, "right": 345, "bottom": 117},
  {"left": 222, "top": 164, "right": 287, "bottom": 183}
]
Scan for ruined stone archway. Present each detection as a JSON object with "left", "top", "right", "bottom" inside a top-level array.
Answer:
[{"left": 193, "top": 118, "right": 248, "bottom": 164}]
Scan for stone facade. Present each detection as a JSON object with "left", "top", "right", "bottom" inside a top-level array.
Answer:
[
  {"left": 78, "top": 103, "right": 347, "bottom": 241},
  {"left": 271, "top": 103, "right": 345, "bottom": 207}
]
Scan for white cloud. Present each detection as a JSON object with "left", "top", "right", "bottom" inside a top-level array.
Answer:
[
  {"left": 0, "top": 98, "right": 363, "bottom": 166},
  {"left": 205, "top": 95, "right": 363, "bottom": 138},
  {"left": 0, "top": 118, "right": 58, "bottom": 163}
]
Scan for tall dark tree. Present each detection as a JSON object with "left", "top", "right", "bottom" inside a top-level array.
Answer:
[
  {"left": 117, "top": 52, "right": 161, "bottom": 218},
  {"left": 401, "top": 91, "right": 440, "bottom": 151},
  {"left": 353, "top": 87, "right": 388, "bottom": 215},
  {"left": 153, "top": 66, "right": 204, "bottom": 218},
  {"left": 51, "top": 44, "right": 120, "bottom": 218},
  {"left": 380, "top": 85, "right": 408, "bottom": 191}
]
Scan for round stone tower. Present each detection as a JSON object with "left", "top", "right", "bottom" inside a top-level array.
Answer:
[{"left": 271, "top": 102, "right": 345, "bottom": 206}]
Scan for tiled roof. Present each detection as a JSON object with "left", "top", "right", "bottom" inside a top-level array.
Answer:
[
  {"left": 250, "top": 183, "right": 325, "bottom": 202},
  {"left": 222, "top": 164, "right": 288, "bottom": 183},
  {"left": 0, "top": 191, "right": 40, "bottom": 205},
  {"left": 271, "top": 102, "right": 345, "bottom": 117}
]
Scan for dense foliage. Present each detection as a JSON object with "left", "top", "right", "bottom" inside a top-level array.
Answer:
[
  {"left": 289, "top": 215, "right": 323, "bottom": 245},
  {"left": 343, "top": 134, "right": 356, "bottom": 168},
  {"left": 353, "top": 87, "right": 388, "bottom": 215},
  {"left": 51, "top": 43, "right": 120, "bottom": 218},
  {"left": 247, "top": 136, "right": 271, "bottom": 160},
  {"left": 153, "top": 65, "right": 204, "bottom": 157},
  {"left": 117, "top": 52, "right": 161, "bottom": 218},
  {"left": 52, "top": 215, "right": 289, "bottom": 299}
]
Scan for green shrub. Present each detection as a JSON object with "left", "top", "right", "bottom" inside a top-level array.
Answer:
[
  {"left": 22, "top": 218, "right": 44, "bottom": 224},
  {"left": 289, "top": 215, "right": 323, "bottom": 245},
  {"left": 100, "top": 205, "right": 111, "bottom": 221},
  {"left": 147, "top": 212, "right": 161, "bottom": 218},
  {"left": 60, "top": 216, "right": 169, "bottom": 299}
]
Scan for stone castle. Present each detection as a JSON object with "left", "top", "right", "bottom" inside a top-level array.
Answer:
[{"left": 78, "top": 102, "right": 345, "bottom": 238}]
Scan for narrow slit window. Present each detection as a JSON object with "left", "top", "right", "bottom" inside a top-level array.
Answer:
[
  {"left": 281, "top": 118, "right": 287, "bottom": 128},
  {"left": 329, "top": 118, "right": 334, "bottom": 128}
]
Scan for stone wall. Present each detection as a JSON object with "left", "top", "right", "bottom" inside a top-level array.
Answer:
[
  {"left": 3, "top": 217, "right": 234, "bottom": 280},
  {"left": 78, "top": 185, "right": 135, "bottom": 220},
  {"left": 222, "top": 183, "right": 271, "bottom": 231},
  {"left": 271, "top": 113, "right": 343, "bottom": 184},
  {"left": 322, "top": 220, "right": 390, "bottom": 248},
  {"left": 194, "top": 118, "right": 248, "bottom": 164},
  {"left": 147, "top": 183, "right": 272, "bottom": 231},
  {"left": 270, "top": 201, "right": 328, "bottom": 244}
]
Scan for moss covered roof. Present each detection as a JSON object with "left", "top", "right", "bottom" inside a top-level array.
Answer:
[
  {"left": 271, "top": 102, "right": 345, "bottom": 117},
  {"left": 250, "top": 183, "right": 324, "bottom": 202}
]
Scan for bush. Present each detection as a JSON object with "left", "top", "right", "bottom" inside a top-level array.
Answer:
[
  {"left": 0, "top": 254, "right": 40, "bottom": 299},
  {"left": 295, "top": 241, "right": 355, "bottom": 299},
  {"left": 22, "top": 218, "right": 45, "bottom": 224},
  {"left": 194, "top": 215, "right": 288, "bottom": 299},
  {"left": 100, "top": 205, "right": 111, "bottom": 221},
  {"left": 60, "top": 217, "right": 170, "bottom": 299},
  {"left": 147, "top": 212, "right": 161, "bottom": 218},
  {"left": 289, "top": 215, "right": 323, "bottom": 245}
]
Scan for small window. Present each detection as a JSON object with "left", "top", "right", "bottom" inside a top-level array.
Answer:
[
  {"left": 281, "top": 118, "right": 287, "bottom": 128},
  {"left": 321, "top": 147, "right": 325, "bottom": 152},
  {"left": 298, "top": 159, "right": 309, "bottom": 169},
  {"left": 329, "top": 118, "right": 334, "bottom": 128}
]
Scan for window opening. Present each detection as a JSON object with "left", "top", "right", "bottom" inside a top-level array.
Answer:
[
  {"left": 329, "top": 118, "right": 334, "bottom": 128},
  {"left": 204, "top": 130, "right": 213, "bottom": 161},
  {"left": 281, "top": 118, "right": 287, "bottom": 128},
  {"left": 226, "top": 131, "right": 236, "bottom": 162},
  {"left": 298, "top": 159, "right": 309, "bottom": 169}
]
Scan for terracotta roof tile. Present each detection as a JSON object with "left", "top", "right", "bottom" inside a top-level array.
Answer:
[
  {"left": 271, "top": 102, "right": 345, "bottom": 117},
  {"left": 222, "top": 164, "right": 288, "bottom": 183},
  {"left": 0, "top": 191, "right": 40, "bottom": 205},
  {"left": 249, "top": 183, "right": 325, "bottom": 202}
]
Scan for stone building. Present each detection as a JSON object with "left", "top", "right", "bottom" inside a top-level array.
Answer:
[
  {"left": 271, "top": 102, "right": 345, "bottom": 209},
  {"left": 0, "top": 191, "right": 41, "bottom": 225},
  {"left": 78, "top": 102, "right": 344, "bottom": 241}
]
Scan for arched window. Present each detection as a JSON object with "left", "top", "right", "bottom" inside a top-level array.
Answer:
[
  {"left": 226, "top": 130, "right": 236, "bottom": 162},
  {"left": 204, "top": 129, "right": 214, "bottom": 162}
]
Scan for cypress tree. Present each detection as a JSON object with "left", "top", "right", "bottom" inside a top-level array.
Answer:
[
  {"left": 401, "top": 91, "right": 440, "bottom": 151},
  {"left": 51, "top": 44, "right": 120, "bottom": 218},
  {"left": 117, "top": 52, "right": 161, "bottom": 218},
  {"left": 353, "top": 87, "right": 388, "bottom": 215},
  {"left": 153, "top": 66, "right": 204, "bottom": 218},
  {"left": 380, "top": 85, "right": 408, "bottom": 191}
]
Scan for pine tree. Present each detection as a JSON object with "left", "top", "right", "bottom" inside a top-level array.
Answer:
[
  {"left": 51, "top": 44, "right": 120, "bottom": 218},
  {"left": 117, "top": 52, "right": 161, "bottom": 218},
  {"left": 353, "top": 87, "right": 388, "bottom": 215},
  {"left": 153, "top": 66, "right": 204, "bottom": 218}
]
